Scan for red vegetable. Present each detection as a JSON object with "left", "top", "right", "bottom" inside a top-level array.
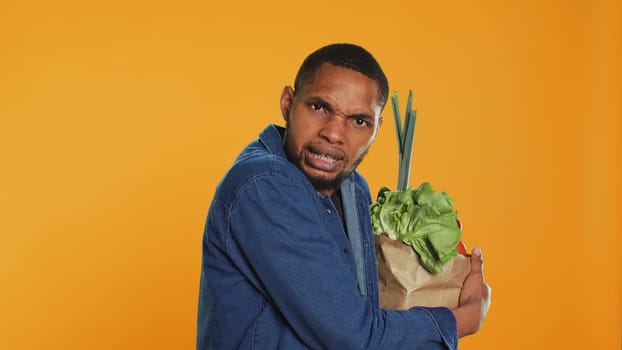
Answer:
[
  {"left": 456, "top": 240, "right": 468, "bottom": 256},
  {"left": 455, "top": 219, "right": 468, "bottom": 256}
]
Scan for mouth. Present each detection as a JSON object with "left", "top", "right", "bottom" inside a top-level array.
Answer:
[{"left": 303, "top": 145, "right": 344, "bottom": 172}]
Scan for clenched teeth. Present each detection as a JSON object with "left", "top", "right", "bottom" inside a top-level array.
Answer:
[{"left": 311, "top": 152, "right": 337, "bottom": 163}]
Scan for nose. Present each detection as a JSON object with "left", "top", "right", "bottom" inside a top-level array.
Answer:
[{"left": 318, "top": 113, "right": 347, "bottom": 144}]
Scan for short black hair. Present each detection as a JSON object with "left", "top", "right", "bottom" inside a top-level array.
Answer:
[{"left": 294, "top": 43, "right": 389, "bottom": 108}]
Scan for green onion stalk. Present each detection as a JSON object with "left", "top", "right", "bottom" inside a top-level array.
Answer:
[{"left": 370, "top": 91, "right": 462, "bottom": 273}]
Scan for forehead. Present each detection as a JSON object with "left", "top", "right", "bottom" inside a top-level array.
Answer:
[{"left": 299, "top": 63, "right": 381, "bottom": 114}]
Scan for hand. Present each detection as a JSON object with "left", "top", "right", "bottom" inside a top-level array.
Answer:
[{"left": 452, "top": 247, "right": 491, "bottom": 337}]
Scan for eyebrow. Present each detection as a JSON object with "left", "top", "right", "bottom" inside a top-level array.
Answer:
[{"left": 306, "top": 96, "right": 375, "bottom": 122}]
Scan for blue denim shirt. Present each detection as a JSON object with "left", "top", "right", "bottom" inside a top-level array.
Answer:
[{"left": 197, "top": 124, "right": 458, "bottom": 349}]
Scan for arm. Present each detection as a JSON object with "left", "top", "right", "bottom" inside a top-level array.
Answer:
[
  {"left": 229, "top": 174, "right": 457, "bottom": 349},
  {"left": 452, "top": 247, "right": 492, "bottom": 337}
]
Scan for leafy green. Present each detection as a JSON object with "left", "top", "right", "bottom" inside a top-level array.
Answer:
[
  {"left": 376, "top": 91, "right": 461, "bottom": 272},
  {"left": 370, "top": 182, "right": 461, "bottom": 273}
]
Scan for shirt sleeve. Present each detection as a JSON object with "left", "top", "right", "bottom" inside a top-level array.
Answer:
[{"left": 228, "top": 173, "right": 458, "bottom": 350}]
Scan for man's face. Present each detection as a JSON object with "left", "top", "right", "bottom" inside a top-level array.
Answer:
[{"left": 280, "top": 63, "right": 383, "bottom": 195}]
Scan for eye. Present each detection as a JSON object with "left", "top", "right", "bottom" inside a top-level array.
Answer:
[
  {"left": 353, "top": 118, "right": 370, "bottom": 127},
  {"left": 310, "top": 103, "right": 324, "bottom": 112},
  {"left": 355, "top": 118, "right": 367, "bottom": 126}
]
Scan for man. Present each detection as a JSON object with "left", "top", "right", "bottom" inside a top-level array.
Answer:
[{"left": 197, "top": 43, "right": 490, "bottom": 349}]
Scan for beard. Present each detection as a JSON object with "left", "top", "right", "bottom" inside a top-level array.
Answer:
[{"left": 290, "top": 146, "right": 368, "bottom": 193}]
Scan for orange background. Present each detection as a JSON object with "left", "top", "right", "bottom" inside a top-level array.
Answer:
[{"left": 1, "top": 0, "right": 620, "bottom": 349}]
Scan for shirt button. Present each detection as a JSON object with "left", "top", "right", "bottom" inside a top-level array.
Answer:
[
  {"left": 326, "top": 209, "right": 332, "bottom": 215},
  {"left": 343, "top": 248, "right": 349, "bottom": 254}
]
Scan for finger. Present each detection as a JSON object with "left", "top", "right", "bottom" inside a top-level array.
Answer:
[
  {"left": 472, "top": 246, "right": 482, "bottom": 260},
  {"left": 470, "top": 246, "right": 483, "bottom": 274}
]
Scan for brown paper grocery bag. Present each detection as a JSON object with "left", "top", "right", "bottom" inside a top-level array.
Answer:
[{"left": 375, "top": 233, "right": 471, "bottom": 310}]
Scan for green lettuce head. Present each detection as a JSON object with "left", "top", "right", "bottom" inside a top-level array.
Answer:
[{"left": 370, "top": 182, "right": 461, "bottom": 273}]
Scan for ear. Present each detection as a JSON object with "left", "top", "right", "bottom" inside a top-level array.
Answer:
[
  {"left": 280, "top": 86, "right": 295, "bottom": 121},
  {"left": 372, "top": 116, "right": 383, "bottom": 139}
]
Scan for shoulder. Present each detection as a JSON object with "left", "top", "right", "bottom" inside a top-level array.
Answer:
[
  {"left": 350, "top": 171, "right": 369, "bottom": 191},
  {"left": 216, "top": 140, "right": 307, "bottom": 204}
]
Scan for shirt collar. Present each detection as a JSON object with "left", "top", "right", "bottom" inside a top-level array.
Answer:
[{"left": 258, "top": 123, "right": 288, "bottom": 159}]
